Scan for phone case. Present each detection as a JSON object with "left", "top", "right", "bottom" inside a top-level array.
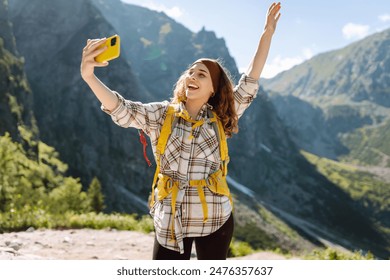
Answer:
[{"left": 95, "top": 35, "right": 120, "bottom": 63}]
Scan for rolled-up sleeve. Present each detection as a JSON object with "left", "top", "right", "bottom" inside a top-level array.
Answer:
[
  {"left": 234, "top": 74, "right": 259, "bottom": 118},
  {"left": 101, "top": 91, "right": 169, "bottom": 136}
]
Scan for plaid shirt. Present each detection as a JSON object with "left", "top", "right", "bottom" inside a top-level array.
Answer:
[{"left": 102, "top": 74, "right": 259, "bottom": 253}]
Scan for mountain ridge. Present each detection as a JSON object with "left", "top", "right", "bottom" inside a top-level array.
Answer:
[
  {"left": 262, "top": 28, "right": 390, "bottom": 166},
  {"left": 263, "top": 28, "right": 390, "bottom": 106}
]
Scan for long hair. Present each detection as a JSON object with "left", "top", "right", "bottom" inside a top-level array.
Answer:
[{"left": 171, "top": 59, "right": 238, "bottom": 137}]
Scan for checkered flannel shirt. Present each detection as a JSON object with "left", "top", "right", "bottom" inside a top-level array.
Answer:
[{"left": 101, "top": 74, "right": 259, "bottom": 253}]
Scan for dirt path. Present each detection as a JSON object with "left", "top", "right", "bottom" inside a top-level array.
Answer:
[{"left": 0, "top": 228, "right": 288, "bottom": 260}]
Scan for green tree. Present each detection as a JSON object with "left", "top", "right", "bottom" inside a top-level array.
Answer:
[
  {"left": 87, "top": 177, "right": 105, "bottom": 213},
  {"left": 48, "top": 177, "right": 88, "bottom": 214},
  {"left": 0, "top": 133, "right": 16, "bottom": 211}
]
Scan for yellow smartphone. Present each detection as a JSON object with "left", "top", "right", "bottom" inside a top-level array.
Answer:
[{"left": 95, "top": 34, "right": 120, "bottom": 63}]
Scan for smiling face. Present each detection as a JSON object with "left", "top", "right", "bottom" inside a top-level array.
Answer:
[{"left": 185, "top": 63, "right": 214, "bottom": 104}]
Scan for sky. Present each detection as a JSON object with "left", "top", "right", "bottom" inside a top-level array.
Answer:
[{"left": 121, "top": 0, "right": 390, "bottom": 78}]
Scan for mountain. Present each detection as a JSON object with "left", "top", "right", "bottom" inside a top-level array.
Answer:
[
  {"left": 8, "top": 0, "right": 153, "bottom": 213},
  {"left": 5, "top": 0, "right": 390, "bottom": 258},
  {"left": 260, "top": 29, "right": 390, "bottom": 257},
  {"left": 90, "top": 0, "right": 240, "bottom": 97},
  {"left": 0, "top": 0, "right": 38, "bottom": 151},
  {"left": 263, "top": 29, "right": 390, "bottom": 105},
  {"left": 7, "top": 0, "right": 240, "bottom": 214},
  {"left": 228, "top": 92, "right": 389, "bottom": 257},
  {"left": 262, "top": 29, "right": 390, "bottom": 165}
]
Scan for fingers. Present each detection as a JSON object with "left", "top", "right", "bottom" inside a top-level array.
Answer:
[
  {"left": 89, "top": 45, "right": 107, "bottom": 58},
  {"left": 268, "top": 2, "right": 276, "bottom": 13},
  {"left": 270, "top": 2, "right": 281, "bottom": 15},
  {"left": 83, "top": 38, "right": 106, "bottom": 54},
  {"left": 275, "top": 2, "right": 281, "bottom": 13},
  {"left": 275, "top": 11, "right": 281, "bottom": 23},
  {"left": 267, "top": 2, "right": 281, "bottom": 23},
  {"left": 264, "top": 2, "right": 281, "bottom": 33},
  {"left": 80, "top": 37, "right": 109, "bottom": 79},
  {"left": 95, "top": 61, "right": 109, "bottom": 67},
  {"left": 82, "top": 38, "right": 108, "bottom": 61}
]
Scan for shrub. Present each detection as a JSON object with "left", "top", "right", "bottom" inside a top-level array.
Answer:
[
  {"left": 305, "top": 247, "right": 375, "bottom": 260},
  {"left": 228, "top": 238, "right": 254, "bottom": 257}
]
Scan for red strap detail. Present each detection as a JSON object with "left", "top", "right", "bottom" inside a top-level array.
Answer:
[{"left": 138, "top": 130, "right": 152, "bottom": 167}]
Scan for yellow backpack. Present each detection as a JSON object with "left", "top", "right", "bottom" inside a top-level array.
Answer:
[{"left": 145, "top": 104, "right": 232, "bottom": 239}]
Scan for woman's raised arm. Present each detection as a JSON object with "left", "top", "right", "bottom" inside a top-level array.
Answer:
[{"left": 245, "top": 2, "right": 282, "bottom": 80}]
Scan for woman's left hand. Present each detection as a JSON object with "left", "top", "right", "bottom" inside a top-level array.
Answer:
[{"left": 264, "top": 2, "right": 282, "bottom": 34}]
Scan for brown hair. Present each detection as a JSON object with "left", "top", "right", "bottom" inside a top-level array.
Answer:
[{"left": 171, "top": 59, "right": 238, "bottom": 137}]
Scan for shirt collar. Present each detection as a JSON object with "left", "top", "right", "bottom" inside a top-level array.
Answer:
[{"left": 179, "top": 102, "right": 213, "bottom": 121}]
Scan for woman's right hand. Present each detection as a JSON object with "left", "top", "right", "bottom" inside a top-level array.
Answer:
[
  {"left": 80, "top": 38, "right": 109, "bottom": 82},
  {"left": 264, "top": 2, "right": 281, "bottom": 35}
]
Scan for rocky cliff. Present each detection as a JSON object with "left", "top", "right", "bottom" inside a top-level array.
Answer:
[
  {"left": 91, "top": 0, "right": 240, "bottom": 98},
  {"left": 8, "top": 0, "right": 152, "bottom": 212},
  {"left": 0, "top": 0, "right": 37, "bottom": 151}
]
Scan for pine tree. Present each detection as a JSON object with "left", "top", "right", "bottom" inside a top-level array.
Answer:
[{"left": 87, "top": 177, "right": 105, "bottom": 213}]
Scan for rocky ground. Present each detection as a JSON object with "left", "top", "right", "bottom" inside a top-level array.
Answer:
[{"left": 0, "top": 228, "right": 289, "bottom": 260}]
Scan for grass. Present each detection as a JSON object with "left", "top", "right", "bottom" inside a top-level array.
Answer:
[
  {"left": 340, "top": 119, "right": 390, "bottom": 167},
  {"left": 301, "top": 150, "right": 390, "bottom": 219},
  {"left": 0, "top": 209, "right": 154, "bottom": 234}
]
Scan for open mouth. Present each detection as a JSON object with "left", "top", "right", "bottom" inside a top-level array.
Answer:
[{"left": 187, "top": 83, "right": 199, "bottom": 90}]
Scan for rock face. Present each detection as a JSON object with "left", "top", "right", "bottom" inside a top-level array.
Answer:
[
  {"left": 0, "top": 0, "right": 37, "bottom": 145},
  {"left": 3, "top": 0, "right": 389, "bottom": 258},
  {"left": 91, "top": 0, "right": 240, "bottom": 98},
  {"left": 8, "top": 0, "right": 152, "bottom": 213}
]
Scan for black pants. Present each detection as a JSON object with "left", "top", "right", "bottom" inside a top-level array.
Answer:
[{"left": 152, "top": 214, "right": 234, "bottom": 260}]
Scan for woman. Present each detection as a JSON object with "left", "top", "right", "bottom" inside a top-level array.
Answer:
[{"left": 80, "top": 2, "right": 281, "bottom": 260}]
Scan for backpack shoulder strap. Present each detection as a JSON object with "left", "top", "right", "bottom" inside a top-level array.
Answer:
[
  {"left": 156, "top": 105, "right": 177, "bottom": 156},
  {"left": 207, "top": 109, "right": 229, "bottom": 176},
  {"left": 150, "top": 104, "right": 177, "bottom": 207}
]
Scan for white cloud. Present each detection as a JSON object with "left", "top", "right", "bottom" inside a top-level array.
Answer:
[
  {"left": 379, "top": 14, "right": 390, "bottom": 23},
  {"left": 259, "top": 48, "right": 314, "bottom": 79},
  {"left": 302, "top": 48, "right": 314, "bottom": 60},
  {"left": 342, "top": 23, "right": 370, "bottom": 40},
  {"left": 165, "top": 6, "right": 184, "bottom": 18},
  {"left": 121, "top": 0, "right": 184, "bottom": 19},
  {"left": 147, "top": 3, "right": 184, "bottom": 18}
]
